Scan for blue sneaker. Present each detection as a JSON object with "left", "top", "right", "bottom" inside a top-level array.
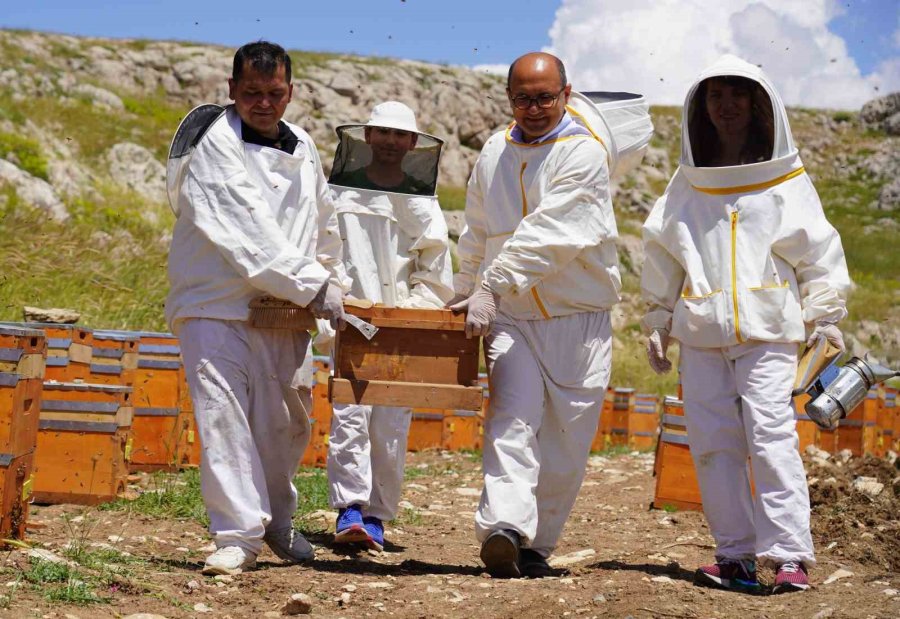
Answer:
[
  {"left": 334, "top": 505, "right": 369, "bottom": 545},
  {"left": 694, "top": 558, "right": 761, "bottom": 593},
  {"left": 362, "top": 516, "right": 384, "bottom": 551}
]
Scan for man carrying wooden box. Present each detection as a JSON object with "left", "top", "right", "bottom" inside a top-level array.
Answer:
[
  {"left": 165, "top": 41, "right": 350, "bottom": 575},
  {"left": 451, "top": 52, "right": 620, "bottom": 578},
  {"left": 321, "top": 101, "right": 455, "bottom": 551}
]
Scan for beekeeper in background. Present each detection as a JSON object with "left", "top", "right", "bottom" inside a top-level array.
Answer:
[
  {"left": 321, "top": 101, "right": 454, "bottom": 551},
  {"left": 641, "top": 54, "right": 850, "bottom": 594},
  {"left": 452, "top": 52, "right": 621, "bottom": 578},
  {"left": 165, "top": 41, "right": 349, "bottom": 575}
]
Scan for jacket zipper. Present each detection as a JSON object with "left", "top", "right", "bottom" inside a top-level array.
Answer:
[
  {"left": 730, "top": 210, "right": 743, "bottom": 343},
  {"left": 519, "top": 162, "right": 550, "bottom": 319}
]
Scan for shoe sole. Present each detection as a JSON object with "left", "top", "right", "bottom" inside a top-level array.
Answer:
[
  {"left": 481, "top": 534, "right": 521, "bottom": 579},
  {"left": 334, "top": 525, "right": 372, "bottom": 545},
  {"left": 694, "top": 569, "right": 760, "bottom": 593},
  {"left": 772, "top": 582, "right": 810, "bottom": 594},
  {"left": 201, "top": 560, "right": 256, "bottom": 576},
  {"left": 364, "top": 537, "right": 384, "bottom": 552}
]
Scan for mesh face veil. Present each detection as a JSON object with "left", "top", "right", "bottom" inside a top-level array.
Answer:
[{"left": 328, "top": 124, "right": 444, "bottom": 197}]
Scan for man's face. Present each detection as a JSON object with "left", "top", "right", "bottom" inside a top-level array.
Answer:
[
  {"left": 228, "top": 62, "right": 293, "bottom": 138},
  {"left": 365, "top": 126, "right": 417, "bottom": 167},
  {"left": 507, "top": 60, "right": 571, "bottom": 142}
]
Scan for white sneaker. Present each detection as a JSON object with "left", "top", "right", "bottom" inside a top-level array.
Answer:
[
  {"left": 264, "top": 528, "right": 315, "bottom": 563},
  {"left": 202, "top": 546, "right": 257, "bottom": 575}
]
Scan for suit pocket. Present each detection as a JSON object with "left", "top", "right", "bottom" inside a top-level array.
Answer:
[{"left": 671, "top": 289, "right": 729, "bottom": 347}]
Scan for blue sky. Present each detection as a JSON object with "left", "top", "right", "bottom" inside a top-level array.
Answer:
[{"left": 3, "top": 1, "right": 898, "bottom": 108}]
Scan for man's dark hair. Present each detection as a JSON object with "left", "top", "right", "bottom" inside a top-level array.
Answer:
[
  {"left": 507, "top": 54, "right": 567, "bottom": 90},
  {"left": 232, "top": 41, "right": 292, "bottom": 83}
]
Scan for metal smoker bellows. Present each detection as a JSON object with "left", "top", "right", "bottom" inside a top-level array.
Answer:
[{"left": 805, "top": 356, "right": 899, "bottom": 430}]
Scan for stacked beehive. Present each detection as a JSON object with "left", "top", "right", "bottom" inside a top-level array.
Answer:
[{"left": 0, "top": 325, "right": 46, "bottom": 544}]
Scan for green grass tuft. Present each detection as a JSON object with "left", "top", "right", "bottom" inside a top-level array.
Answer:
[
  {"left": 438, "top": 185, "right": 467, "bottom": 211},
  {"left": 0, "top": 132, "right": 49, "bottom": 179}
]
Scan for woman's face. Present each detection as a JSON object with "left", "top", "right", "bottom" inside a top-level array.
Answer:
[{"left": 704, "top": 78, "right": 752, "bottom": 144}]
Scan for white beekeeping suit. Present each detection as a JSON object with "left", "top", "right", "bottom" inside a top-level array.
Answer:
[
  {"left": 640, "top": 55, "right": 850, "bottom": 575},
  {"left": 457, "top": 97, "right": 625, "bottom": 561},
  {"left": 166, "top": 103, "right": 350, "bottom": 560},
  {"left": 322, "top": 102, "right": 454, "bottom": 535}
]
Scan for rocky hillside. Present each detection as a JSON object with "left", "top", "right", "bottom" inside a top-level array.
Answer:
[{"left": 0, "top": 29, "right": 897, "bottom": 377}]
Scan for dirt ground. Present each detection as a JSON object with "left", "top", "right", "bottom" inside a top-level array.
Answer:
[{"left": 2, "top": 448, "right": 898, "bottom": 619}]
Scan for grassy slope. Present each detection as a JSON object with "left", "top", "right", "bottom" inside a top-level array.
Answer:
[{"left": 0, "top": 37, "right": 895, "bottom": 393}]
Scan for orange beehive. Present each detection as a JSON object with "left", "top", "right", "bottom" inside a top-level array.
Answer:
[
  {"left": 793, "top": 393, "right": 819, "bottom": 453},
  {"left": 301, "top": 356, "right": 332, "bottom": 468},
  {"left": 407, "top": 409, "right": 444, "bottom": 451},
  {"left": 651, "top": 397, "right": 703, "bottom": 511},
  {"left": 609, "top": 387, "right": 635, "bottom": 447},
  {"left": 591, "top": 388, "right": 614, "bottom": 452},
  {"left": 33, "top": 382, "right": 133, "bottom": 505},
  {"left": 836, "top": 391, "right": 878, "bottom": 457},
  {"left": 885, "top": 388, "right": 898, "bottom": 451},
  {"left": 630, "top": 393, "right": 659, "bottom": 450},
  {"left": 0, "top": 324, "right": 46, "bottom": 545},
  {"left": 874, "top": 388, "right": 895, "bottom": 456},
  {"left": 120, "top": 331, "right": 191, "bottom": 471},
  {"left": 442, "top": 410, "right": 481, "bottom": 451},
  {"left": 21, "top": 322, "right": 92, "bottom": 383},
  {"left": 89, "top": 330, "right": 139, "bottom": 387}
]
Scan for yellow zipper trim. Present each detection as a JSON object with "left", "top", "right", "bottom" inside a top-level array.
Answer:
[
  {"left": 731, "top": 211, "right": 743, "bottom": 343},
  {"left": 519, "top": 161, "right": 551, "bottom": 319},
  {"left": 691, "top": 167, "right": 805, "bottom": 195},
  {"left": 565, "top": 105, "right": 612, "bottom": 167},
  {"left": 681, "top": 288, "right": 723, "bottom": 300}
]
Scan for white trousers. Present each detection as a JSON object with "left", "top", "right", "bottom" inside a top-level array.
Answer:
[
  {"left": 475, "top": 311, "right": 612, "bottom": 558},
  {"left": 327, "top": 404, "right": 411, "bottom": 521},
  {"left": 680, "top": 340, "right": 815, "bottom": 567},
  {"left": 179, "top": 319, "right": 312, "bottom": 554}
]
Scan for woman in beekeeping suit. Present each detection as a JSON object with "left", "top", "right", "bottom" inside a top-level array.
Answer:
[
  {"left": 320, "top": 101, "right": 454, "bottom": 551},
  {"left": 640, "top": 55, "right": 850, "bottom": 594}
]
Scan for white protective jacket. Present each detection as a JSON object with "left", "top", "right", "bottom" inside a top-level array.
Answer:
[
  {"left": 165, "top": 106, "right": 350, "bottom": 332},
  {"left": 331, "top": 187, "right": 454, "bottom": 308},
  {"left": 455, "top": 109, "right": 621, "bottom": 320},
  {"left": 641, "top": 55, "right": 850, "bottom": 348}
]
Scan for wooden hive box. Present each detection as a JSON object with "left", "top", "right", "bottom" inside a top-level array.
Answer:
[
  {"left": 33, "top": 382, "right": 133, "bottom": 505},
  {"left": 301, "top": 356, "right": 332, "bottom": 468},
  {"left": 0, "top": 450, "right": 36, "bottom": 545},
  {"left": 408, "top": 409, "right": 444, "bottom": 451},
  {"left": 651, "top": 397, "right": 703, "bottom": 512},
  {"left": 874, "top": 388, "right": 895, "bottom": 457},
  {"left": 121, "top": 331, "right": 190, "bottom": 471},
  {"left": 20, "top": 322, "right": 91, "bottom": 383},
  {"left": 630, "top": 393, "right": 659, "bottom": 450},
  {"left": 609, "top": 387, "right": 635, "bottom": 447},
  {"left": 330, "top": 307, "right": 482, "bottom": 411},
  {"left": 442, "top": 410, "right": 481, "bottom": 451},
  {"left": 89, "top": 330, "right": 139, "bottom": 387},
  {"left": 792, "top": 393, "right": 819, "bottom": 454},
  {"left": 836, "top": 393, "right": 878, "bottom": 456},
  {"left": 591, "top": 388, "right": 614, "bottom": 452},
  {"left": 0, "top": 325, "right": 46, "bottom": 458},
  {"left": 885, "top": 388, "right": 898, "bottom": 452}
]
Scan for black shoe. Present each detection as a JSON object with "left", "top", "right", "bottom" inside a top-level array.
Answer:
[
  {"left": 518, "top": 549, "right": 552, "bottom": 578},
  {"left": 480, "top": 529, "right": 521, "bottom": 578}
]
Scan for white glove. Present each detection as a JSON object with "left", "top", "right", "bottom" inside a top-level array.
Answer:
[
  {"left": 307, "top": 282, "right": 346, "bottom": 331},
  {"left": 449, "top": 284, "right": 500, "bottom": 339},
  {"left": 647, "top": 328, "right": 672, "bottom": 375},
  {"left": 806, "top": 322, "right": 845, "bottom": 352}
]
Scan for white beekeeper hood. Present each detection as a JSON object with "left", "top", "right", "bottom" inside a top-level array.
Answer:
[
  {"left": 166, "top": 103, "right": 226, "bottom": 215},
  {"left": 566, "top": 91, "right": 654, "bottom": 179},
  {"left": 329, "top": 101, "right": 444, "bottom": 197},
  {"left": 679, "top": 54, "right": 802, "bottom": 192}
]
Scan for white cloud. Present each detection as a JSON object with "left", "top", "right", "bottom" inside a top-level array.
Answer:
[
  {"left": 546, "top": 0, "right": 898, "bottom": 109},
  {"left": 471, "top": 63, "right": 508, "bottom": 77}
]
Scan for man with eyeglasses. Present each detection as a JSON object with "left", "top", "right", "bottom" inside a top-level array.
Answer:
[{"left": 451, "top": 52, "right": 620, "bottom": 578}]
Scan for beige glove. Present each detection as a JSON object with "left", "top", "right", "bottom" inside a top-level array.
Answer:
[
  {"left": 449, "top": 284, "right": 500, "bottom": 339},
  {"left": 647, "top": 328, "right": 672, "bottom": 375},
  {"left": 806, "top": 322, "right": 845, "bottom": 353},
  {"left": 307, "top": 282, "right": 346, "bottom": 331}
]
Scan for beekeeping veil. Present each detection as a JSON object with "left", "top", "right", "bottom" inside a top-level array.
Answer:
[
  {"left": 566, "top": 91, "right": 654, "bottom": 180},
  {"left": 166, "top": 103, "right": 226, "bottom": 215},
  {"left": 329, "top": 101, "right": 443, "bottom": 197}
]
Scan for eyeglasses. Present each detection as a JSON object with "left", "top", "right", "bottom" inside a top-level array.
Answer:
[{"left": 510, "top": 88, "right": 566, "bottom": 110}]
